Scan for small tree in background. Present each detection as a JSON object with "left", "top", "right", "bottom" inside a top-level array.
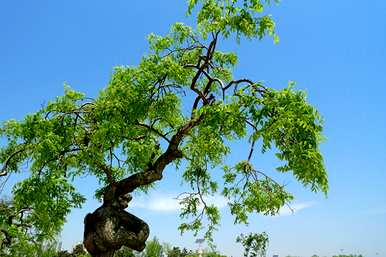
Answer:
[
  {"left": 140, "top": 237, "right": 164, "bottom": 257},
  {"left": 332, "top": 255, "right": 364, "bottom": 257},
  {"left": 166, "top": 246, "right": 190, "bottom": 257},
  {"left": 237, "top": 232, "right": 268, "bottom": 257}
]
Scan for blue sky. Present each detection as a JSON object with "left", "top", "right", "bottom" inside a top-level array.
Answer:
[{"left": 1, "top": 1, "right": 386, "bottom": 257}]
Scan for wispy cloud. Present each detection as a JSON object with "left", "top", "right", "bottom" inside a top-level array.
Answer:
[
  {"left": 131, "top": 191, "right": 314, "bottom": 217},
  {"left": 277, "top": 201, "right": 315, "bottom": 216},
  {"left": 131, "top": 193, "right": 228, "bottom": 212}
]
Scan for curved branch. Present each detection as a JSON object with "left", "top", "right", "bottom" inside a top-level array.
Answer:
[
  {"left": 115, "top": 115, "right": 203, "bottom": 196},
  {"left": 250, "top": 168, "right": 285, "bottom": 190},
  {"left": 189, "top": 36, "right": 219, "bottom": 110},
  {"left": 135, "top": 122, "right": 171, "bottom": 143},
  {"left": 98, "top": 162, "right": 115, "bottom": 184},
  {"left": 0, "top": 147, "right": 27, "bottom": 177},
  {"left": 223, "top": 79, "right": 254, "bottom": 91},
  {"left": 222, "top": 79, "right": 268, "bottom": 100}
]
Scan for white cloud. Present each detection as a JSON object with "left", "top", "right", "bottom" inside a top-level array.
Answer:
[
  {"left": 132, "top": 196, "right": 180, "bottom": 211},
  {"left": 131, "top": 193, "right": 228, "bottom": 212},
  {"left": 277, "top": 201, "right": 315, "bottom": 216},
  {"left": 130, "top": 191, "right": 314, "bottom": 217}
]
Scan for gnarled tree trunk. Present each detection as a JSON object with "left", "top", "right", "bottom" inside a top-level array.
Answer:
[{"left": 83, "top": 185, "right": 149, "bottom": 257}]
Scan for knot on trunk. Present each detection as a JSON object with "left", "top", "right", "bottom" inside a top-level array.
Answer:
[{"left": 83, "top": 193, "right": 149, "bottom": 257}]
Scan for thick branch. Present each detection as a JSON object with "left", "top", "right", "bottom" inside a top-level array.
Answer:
[
  {"left": 115, "top": 115, "right": 203, "bottom": 196},
  {"left": 189, "top": 36, "right": 218, "bottom": 110}
]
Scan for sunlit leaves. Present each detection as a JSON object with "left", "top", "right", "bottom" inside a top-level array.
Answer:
[
  {"left": 237, "top": 232, "right": 269, "bottom": 257},
  {"left": 188, "top": 0, "right": 279, "bottom": 41},
  {"left": 223, "top": 161, "right": 293, "bottom": 224},
  {"left": 0, "top": 199, "right": 63, "bottom": 257},
  {"left": 13, "top": 173, "right": 85, "bottom": 239},
  {"left": 252, "top": 85, "right": 328, "bottom": 193}
]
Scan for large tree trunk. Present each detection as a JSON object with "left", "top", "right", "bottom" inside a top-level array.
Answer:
[{"left": 83, "top": 185, "right": 149, "bottom": 257}]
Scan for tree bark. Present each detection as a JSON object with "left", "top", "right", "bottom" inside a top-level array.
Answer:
[
  {"left": 95, "top": 251, "right": 115, "bottom": 257},
  {"left": 83, "top": 193, "right": 149, "bottom": 257}
]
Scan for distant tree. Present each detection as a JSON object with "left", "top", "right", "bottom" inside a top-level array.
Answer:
[
  {"left": 332, "top": 254, "right": 363, "bottom": 257},
  {"left": 236, "top": 232, "right": 268, "bottom": 257},
  {"left": 0, "top": 0, "right": 328, "bottom": 256},
  {"left": 166, "top": 246, "right": 188, "bottom": 257},
  {"left": 167, "top": 247, "right": 227, "bottom": 257},
  {"left": 56, "top": 251, "right": 73, "bottom": 257},
  {"left": 140, "top": 237, "right": 163, "bottom": 257},
  {"left": 166, "top": 246, "right": 180, "bottom": 257},
  {"left": 203, "top": 251, "right": 227, "bottom": 257},
  {"left": 166, "top": 245, "right": 206, "bottom": 257}
]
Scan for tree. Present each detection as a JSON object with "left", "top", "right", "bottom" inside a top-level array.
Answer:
[
  {"left": 166, "top": 246, "right": 189, "bottom": 257},
  {"left": 332, "top": 255, "right": 364, "bottom": 257},
  {"left": 236, "top": 232, "right": 268, "bottom": 257},
  {"left": 204, "top": 252, "right": 227, "bottom": 257},
  {"left": 0, "top": 0, "right": 328, "bottom": 257},
  {"left": 140, "top": 237, "right": 164, "bottom": 257}
]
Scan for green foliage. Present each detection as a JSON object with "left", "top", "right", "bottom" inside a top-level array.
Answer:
[
  {"left": 203, "top": 251, "right": 227, "bottom": 257},
  {"left": 166, "top": 246, "right": 192, "bottom": 257},
  {"left": 115, "top": 246, "right": 135, "bottom": 257},
  {"left": 254, "top": 85, "right": 327, "bottom": 193},
  {"left": 0, "top": 198, "right": 61, "bottom": 257},
  {"left": 187, "top": 0, "right": 279, "bottom": 41},
  {"left": 140, "top": 237, "right": 164, "bottom": 257},
  {"left": 0, "top": 0, "right": 327, "bottom": 250},
  {"left": 13, "top": 174, "right": 85, "bottom": 239},
  {"left": 332, "top": 255, "right": 364, "bottom": 257},
  {"left": 223, "top": 161, "right": 294, "bottom": 224},
  {"left": 236, "top": 232, "right": 268, "bottom": 257},
  {"left": 164, "top": 245, "right": 226, "bottom": 257}
]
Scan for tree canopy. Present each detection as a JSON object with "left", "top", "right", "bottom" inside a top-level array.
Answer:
[{"left": 0, "top": 0, "right": 328, "bottom": 255}]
